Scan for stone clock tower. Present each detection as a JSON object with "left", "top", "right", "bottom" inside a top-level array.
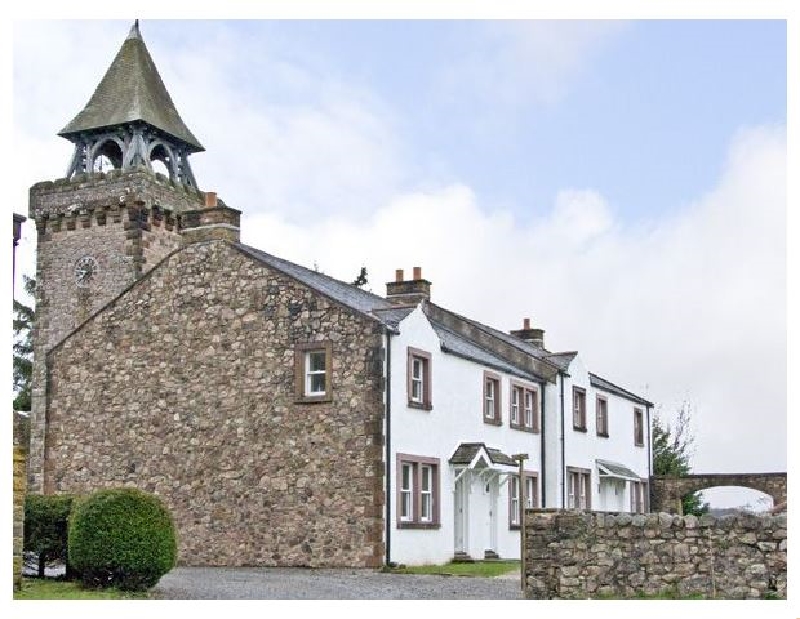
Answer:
[{"left": 27, "top": 21, "right": 207, "bottom": 492}]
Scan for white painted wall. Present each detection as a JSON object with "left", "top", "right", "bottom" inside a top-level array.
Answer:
[
  {"left": 386, "top": 307, "right": 652, "bottom": 564},
  {"left": 388, "top": 306, "right": 544, "bottom": 565},
  {"left": 560, "top": 356, "right": 651, "bottom": 511}
]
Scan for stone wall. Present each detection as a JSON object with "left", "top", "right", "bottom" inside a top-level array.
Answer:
[
  {"left": 42, "top": 239, "right": 386, "bottom": 567},
  {"left": 525, "top": 509, "right": 787, "bottom": 599},
  {"left": 13, "top": 412, "right": 30, "bottom": 591}
]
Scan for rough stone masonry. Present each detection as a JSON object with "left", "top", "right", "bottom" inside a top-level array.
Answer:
[
  {"left": 524, "top": 509, "right": 786, "bottom": 599},
  {"left": 42, "top": 239, "right": 386, "bottom": 567}
]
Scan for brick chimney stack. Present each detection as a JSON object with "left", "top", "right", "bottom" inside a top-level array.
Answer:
[
  {"left": 510, "top": 317, "right": 545, "bottom": 349},
  {"left": 180, "top": 190, "right": 241, "bottom": 246},
  {"left": 386, "top": 266, "right": 431, "bottom": 305}
]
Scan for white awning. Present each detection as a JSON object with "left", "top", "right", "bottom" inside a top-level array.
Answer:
[{"left": 596, "top": 458, "right": 641, "bottom": 482}]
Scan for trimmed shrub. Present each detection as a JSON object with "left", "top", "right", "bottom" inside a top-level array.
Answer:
[
  {"left": 68, "top": 488, "right": 177, "bottom": 591},
  {"left": 24, "top": 494, "right": 75, "bottom": 578}
]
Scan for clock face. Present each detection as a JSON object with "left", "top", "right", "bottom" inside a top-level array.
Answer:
[{"left": 74, "top": 256, "right": 98, "bottom": 287}]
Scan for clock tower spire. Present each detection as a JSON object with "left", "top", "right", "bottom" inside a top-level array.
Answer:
[{"left": 26, "top": 21, "right": 210, "bottom": 493}]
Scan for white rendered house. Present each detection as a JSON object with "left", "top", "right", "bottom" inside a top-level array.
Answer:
[{"left": 380, "top": 269, "right": 653, "bottom": 566}]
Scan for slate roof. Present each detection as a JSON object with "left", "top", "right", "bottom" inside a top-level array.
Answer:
[
  {"left": 59, "top": 21, "right": 203, "bottom": 151},
  {"left": 235, "top": 243, "right": 402, "bottom": 328},
  {"left": 597, "top": 459, "right": 641, "bottom": 480},
  {"left": 449, "top": 442, "right": 518, "bottom": 467},
  {"left": 426, "top": 302, "right": 562, "bottom": 372},
  {"left": 589, "top": 372, "right": 652, "bottom": 407},
  {"left": 542, "top": 351, "right": 578, "bottom": 371},
  {"left": 430, "top": 320, "right": 544, "bottom": 382}
]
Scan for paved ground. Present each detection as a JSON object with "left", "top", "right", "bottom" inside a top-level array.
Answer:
[{"left": 151, "top": 567, "right": 523, "bottom": 600}]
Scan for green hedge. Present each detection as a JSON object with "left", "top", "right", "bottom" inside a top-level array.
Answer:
[
  {"left": 24, "top": 494, "right": 75, "bottom": 578},
  {"left": 68, "top": 488, "right": 177, "bottom": 591}
]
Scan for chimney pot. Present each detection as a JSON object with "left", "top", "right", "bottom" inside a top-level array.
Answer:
[
  {"left": 204, "top": 191, "right": 217, "bottom": 207},
  {"left": 523, "top": 318, "right": 530, "bottom": 330},
  {"left": 413, "top": 266, "right": 422, "bottom": 280},
  {"left": 395, "top": 269, "right": 404, "bottom": 282}
]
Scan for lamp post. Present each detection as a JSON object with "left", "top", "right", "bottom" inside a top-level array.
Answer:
[{"left": 512, "top": 453, "right": 528, "bottom": 593}]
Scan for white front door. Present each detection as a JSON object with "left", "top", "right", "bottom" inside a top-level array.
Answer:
[{"left": 454, "top": 476, "right": 466, "bottom": 553}]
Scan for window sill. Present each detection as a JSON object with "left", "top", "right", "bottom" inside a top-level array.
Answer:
[
  {"left": 397, "top": 522, "right": 441, "bottom": 530},
  {"left": 483, "top": 417, "right": 502, "bottom": 426},
  {"left": 596, "top": 432, "right": 609, "bottom": 438},
  {"left": 294, "top": 395, "right": 333, "bottom": 405},
  {"left": 510, "top": 424, "right": 539, "bottom": 434},
  {"left": 408, "top": 401, "right": 433, "bottom": 411},
  {"left": 634, "top": 442, "right": 644, "bottom": 447},
  {"left": 573, "top": 426, "right": 587, "bottom": 433}
]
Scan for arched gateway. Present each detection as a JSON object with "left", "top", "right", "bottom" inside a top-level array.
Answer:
[{"left": 650, "top": 472, "right": 786, "bottom": 514}]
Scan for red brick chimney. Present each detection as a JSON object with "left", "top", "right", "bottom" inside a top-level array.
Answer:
[
  {"left": 510, "top": 317, "right": 545, "bottom": 348},
  {"left": 386, "top": 266, "right": 431, "bottom": 305}
]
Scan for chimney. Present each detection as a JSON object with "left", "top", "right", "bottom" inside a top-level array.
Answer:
[
  {"left": 180, "top": 191, "right": 241, "bottom": 246},
  {"left": 386, "top": 266, "right": 431, "bottom": 305},
  {"left": 510, "top": 317, "right": 545, "bottom": 348}
]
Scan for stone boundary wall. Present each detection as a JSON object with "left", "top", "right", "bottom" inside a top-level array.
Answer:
[
  {"left": 13, "top": 412, "right": 30, "bottom": 591},
  {"left": 524, "top": 509, "right": 787, "bottom": 599}
]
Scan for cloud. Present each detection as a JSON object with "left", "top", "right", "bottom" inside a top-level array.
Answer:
[
  {"left": 241, "top": 123, "right": 786, "bottom": 477},
  {"left": 436, "top": 20, "right": 629, "bottom": 109}
]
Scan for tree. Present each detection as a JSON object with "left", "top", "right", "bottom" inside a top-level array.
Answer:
[
  {"left": 652, "top": 402, "right": 708, "bottom": 516},
  {"left": 351, "top": 266, "right": 368, "bottom": 288},
  {"left": 13, "top": 275, "right": 35, "bottom": 411}
]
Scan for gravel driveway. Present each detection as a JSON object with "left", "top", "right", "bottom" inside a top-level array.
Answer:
[{"left": 151, "top": 567, "right": 522, "bottom": 600}]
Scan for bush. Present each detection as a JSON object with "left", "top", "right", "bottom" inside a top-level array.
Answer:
[
  {"left": 68, "top": 488, "right": 177, "bottom": 591},
  {"left": 24, "top": 494, "right": 75, "bottom": 578}
]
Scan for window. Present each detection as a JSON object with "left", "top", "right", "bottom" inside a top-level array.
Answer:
[
  {"left": 572, "top": 387, "right": 586, "bottom": 431},
  {"left": 511, "top": 382, "right": 540, "bottom": 433},
  {"left": 294, "top": 341, "right": 332, "bottom": 402},
  {"left": 509, "top": 473, "right": 539, "bottom": 527},
  {"left": 396, "top": 454, "right": 440, "bottom": 528},
  {"left": 400, "top": 464, "right": 413, "bottom": 521},
  {"left": 634, "top": 408, "right": 644, "bottom": 446},
  {"left": 406, "top": 347, "right": 432, "bottom": 410},
  {"left": 510, "top": 386, "right": 521, "bottom": 426},
  {"left": 483, "top": 371, "right": 501, "bottom": 425},
  {"left": 630, "top": 480, "right": 647, "bottom": 513},
  {"left": 306, "top": 351, "right": 326, "bottom": 395},
  {"left": 566, "top": 468, "right": 591, "bottom": 510},
  {"left": 596, "top": 396, "right": 608, "bottom": 437}
]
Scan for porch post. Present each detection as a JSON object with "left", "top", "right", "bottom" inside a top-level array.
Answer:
[{"left": 513, "top": 453, "right": 528, "bottom": 592}]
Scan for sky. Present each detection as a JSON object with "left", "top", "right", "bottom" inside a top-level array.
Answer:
[{"left": 8, "top": 16, "right": 790, "bottom": 512}]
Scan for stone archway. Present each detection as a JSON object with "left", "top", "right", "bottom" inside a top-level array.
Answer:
[{"left": 650, "top": 472, "right": 786, "bottom": 514}]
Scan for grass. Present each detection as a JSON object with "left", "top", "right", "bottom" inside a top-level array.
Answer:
[
  {"left": 13, "top": 578, "right": 149, "bottom": 600},
  {"left": 387, "top": 560, "right": 520, "bottom": 577}
]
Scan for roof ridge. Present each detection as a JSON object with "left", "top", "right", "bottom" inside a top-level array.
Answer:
[{"left": 426, "top": 301, "right": 562, "bottom": 371}]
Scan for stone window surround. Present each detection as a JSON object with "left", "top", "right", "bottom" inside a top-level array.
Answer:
[
  {"left": 396, "top": 453, "right": 441, "bottom": 529},
  {"left": 406, "top": 346, "right": 432, "bottom": 411},
  {"left": 596, "top": 394, "right": 609, "bottom": 438},
  {"left": 509, "top": 471, "right": 539, "bottom": 529},
  {"left": 510, "top": 380, "right": 540, "bottom": 433},
  {"left": 566, "top": 466, "right": 591, "bottom": 509},
  {"left": 293, "top": 341, "right": 333, "bottom": 403},
  {"left": 572, "top": 386, "right": 587, "bottom": 432},
  {"left": 483, "top": 370, "right": 502, "bottom": 426},
  {"left": 634, "top": 407, "right": 644, "bottom": 446}
]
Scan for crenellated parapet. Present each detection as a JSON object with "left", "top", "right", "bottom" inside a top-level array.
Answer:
[{"left": 30, "top": 168, "right": 205, "bottom": 221}]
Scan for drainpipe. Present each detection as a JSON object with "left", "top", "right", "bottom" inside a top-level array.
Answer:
[
  {"left": 540, "top": 380, "right": 546, "bottom": 507},
  {"left": 559, "top": 371, "right": 565, "bottom": 508},
  {"left": 384, "top": 330, "right": 392, "bottom": 566},
  {"left": 646, "top": 403, "right": 652, "bottom": 511}
]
